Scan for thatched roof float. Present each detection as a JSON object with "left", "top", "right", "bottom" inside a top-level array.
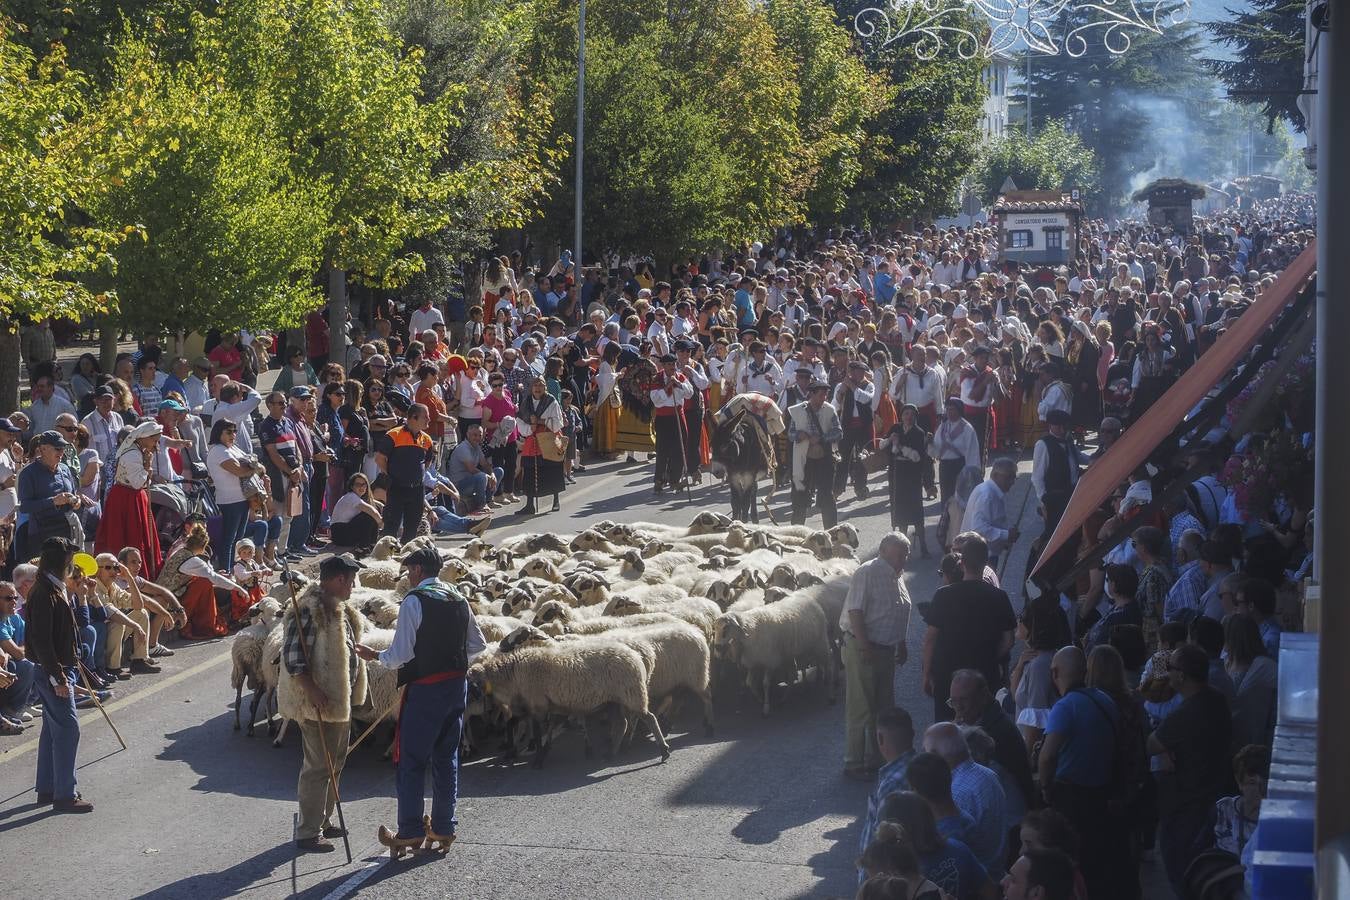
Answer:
[{"left": 1131, "top": 178, "right": 1208, "bottom": 204}]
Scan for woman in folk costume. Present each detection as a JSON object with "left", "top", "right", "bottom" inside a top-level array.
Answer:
[
  {"left": 591, "top": 341, "right": 622, "bottom": 458},
  {"left": 614, "top": 355, "right": 658, "bottom": 462},
  {"left": 1067, "top": 318, "right": 1102, "bottom": 434},
  {"left": 868, "top": 349, "right": 898, "bottom": 449},
  {"left": 1017, "top": 343, "right": 1048, "bottom": 449},
  {"left": 675, "top": 340, "right": 711, "bottom": 480},
  {"left": 95, "top": 420, "right": 164, "bottom": 578},
  {"left": 156, "top": 522, "right": 246, "bottom": 639},
  {"left": 517, "top": 376, "right": 566, "bottom": 515},
  {"left": 883, "top": 404, "right": 932, "bottom": 557}
]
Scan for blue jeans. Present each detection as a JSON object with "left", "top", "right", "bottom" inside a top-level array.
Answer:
[
  {"left": 79, "top": 624, "right": 96, "bottom": 670},
  {"left": 247, "top": 514, "right": 282, "bottom": 552},
  {"left": 285, "top": 469, "right": 313, "bottom": 553},
  {"left": 218, "top": 500, "right": 250, "bottom": 571},
  {"left": 0, "top": 658, "right": 36, "bottom": 718},
  {"left": 455, "top": 470, "right": 502, "bottom": 513},
  {"left": 396, "top": 677, "right": 468, "bottom": 838},
  {"left": 90, "top": 621, "right": 109, "bottom": 674},
  {"left": 33, "top": 668, "right": 80, "bottom": 799},
  {"left": 429, "top": 506, "right": 472, "bottom": 535}
]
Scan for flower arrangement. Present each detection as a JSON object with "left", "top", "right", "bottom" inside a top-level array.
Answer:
[{"left": 1226, "top": 343, "right": 1316, "bottom": 427}]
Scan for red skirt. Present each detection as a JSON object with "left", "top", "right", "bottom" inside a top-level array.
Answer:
[{"left": 96, "top": 484, "right": 163, "bottom": 579}]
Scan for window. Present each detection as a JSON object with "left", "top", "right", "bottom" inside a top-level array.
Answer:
[
  {"left": 1044, "top": 229, "right": 1064, "bottom": 250},
  {"left": 1008, "top": 230, "right": 1033, "bottom": 249}
]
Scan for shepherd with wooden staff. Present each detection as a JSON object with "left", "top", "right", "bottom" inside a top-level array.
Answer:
[
  {"left": 356, "top": 547, "right": 486, "bottom": 859},
  {"left": 277, "top": 553, "right": 369, "bottom": 854}
]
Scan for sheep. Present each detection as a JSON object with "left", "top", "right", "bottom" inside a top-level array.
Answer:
[
  {"left": 763, "top": 586, "right": 793, "bottom": 604},
  {"left": 532, "top": 583, "right": 579, "bottom": 609},
  {"left": 687, "top": 510, "right": 734, "bottom": 533},
  {"left": 252, "top": 624, "right": 288, "bottom": 746},
  {"left": 499, "top": 587, "right": 538, "bottom": 618},
  {"left": 369, "top": 535, "right": 404, "bottom": 561},
  {"left": 349, "top": 626, "right": 400, "bottom": 756},
  {"left": 230, "top": 598, "right": 285, "bottom": 734},
  {"left": 462, "top": 538, "right": 494, "bottom": 561},
  {"left": 440, "top": 557, "right": 472, "bottom": 583},
  {"left": 468, "top": 636, "right": 670, "bottom": 766},
  {"left": 827, "top": 522, "right": 860, "bottom": 550},
  {"left": 501, "top": 532, "right": 570, "bottom": 556},
  {"left": 400, "top": 534, "right": 438, "bottom": 555},
  {"left": 602, "top": 593, "right": 720, "bottom": 640},
  {"left": 268, "top": 570, "right": 309, "bottom": 601},
  {"left": 569, "top": 529, "right": 620, "bottom": 555},
  {"left": 476, "top": 614, "right": 533, "bottom": 642},
  {"left": 359, "top": 596, "right": 403, "bottom": 629},
  {"left": 712, "top": 594, "right": 836, "bottom": 716},
  {"left": 518, "top": 557, "right": 563, "bottom": 583}
]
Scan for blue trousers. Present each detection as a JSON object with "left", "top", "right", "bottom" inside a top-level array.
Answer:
[
  {"left": 396, "top": 677, "right": 467, "bottom": 839},
  {"left": 33, "top": 668, "right": 80, "bottom": 799},
  {"left": 217, "top": 500, "right": 250, "bottom": 571},
  {"left": 0, "top": 658, "right": 36, "bottom": 718},
  {"left": 429, "top": 506, "right": 472, "bottom": 535},
  {"left": 454, "top": 470, "right": 502, "bottom": 513}
]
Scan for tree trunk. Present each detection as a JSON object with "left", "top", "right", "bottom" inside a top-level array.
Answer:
[
  {"left": 0, "top": 326, "right": 20, "bottom": 412},
  {"left": 328, "top": 264, "right": 348, "bottom": 365},
  {"left": 100, "top": 319, "right": 120, "bottom": 372}
]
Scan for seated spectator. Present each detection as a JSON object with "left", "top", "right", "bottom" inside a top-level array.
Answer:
[
  {"left": 875, "top": 791, "right": 998, "bottom": 900},
  {"left": 0, "top": 582, "right": 36, "bottom": 734},
  {"left": 1001, "top": 849, "right": 1078, "bottom": 900},
  {"left": 906, "top": 750, "right": 975, "bottom": 844},
  {"left": 329, "top": 472, "right": 384, "bottom": 554},
  {"left": 922, "top": 721, "right": 1007, "bottom": 875},
  {"left": 230, "top": 539, "right": 274, "bottom": 622},
  {"left": 860, "top": 708, "right": 919, "bottom": 859},
  {"left": 156, "top": 523, "right": 245, "bottom": 640},
  {"left": 1213, "top": 743, "right": 1269, "bottom": 862},
  {"left": 446, "top": 423, "right": 501, "bottom": 513},
  {"left": 116, "top": 545, "right": 187, "bottom": 644},
  {"left": 90, "top": 553, "right": 159, "bottom": 679},
  {"left": 1148, "top": 643, "right": 1233, "bottom": 891}
]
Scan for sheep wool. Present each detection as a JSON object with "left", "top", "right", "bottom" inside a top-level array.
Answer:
[{"left": 276, "top": 586, "right": 369, "bottom": 724}]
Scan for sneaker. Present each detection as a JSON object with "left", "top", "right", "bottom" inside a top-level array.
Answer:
[
  {"left": 291, "top": 548, "right": 319, "bottom": 558},
  {"left": 130, "top": 659, "right": 162, "bottom": 675},
  {"left": 19, "top": 710, "right": 33, "bottom": 722},
  {"left": 564, "top": 474, "right": 577, "bottom": 485},
  {"left": 468, "top": 516, "right": 492, "bottom": 537},
  {"left": 573, "top": 465, "right": 587, "bottom": 473},
  {"left": 303, "top": 544, "right": 326, "bottom": 554},
  {"left": 149, "top": 644, "right": 175, "bottom": 658},
  {"left": 0, "top": 718, "right": 23, "bottom": 735}
]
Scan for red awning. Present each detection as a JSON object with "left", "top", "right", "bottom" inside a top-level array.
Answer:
[{"left": 1030, "top": 241, "right": 1318, "bottom": 577}]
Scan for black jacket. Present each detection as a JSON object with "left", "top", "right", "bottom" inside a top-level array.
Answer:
[{"left": 26, "top": 574, "right": 80, "bottom": 683}]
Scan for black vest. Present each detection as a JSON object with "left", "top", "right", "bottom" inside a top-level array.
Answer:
[
  {"left": 1038, "top": 434, "right": 1078, "bottom": 495},
  {"left": 397, "top": 586, "right": 472, "bottom": 686}
]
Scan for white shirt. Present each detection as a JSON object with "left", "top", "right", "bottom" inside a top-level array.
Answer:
[
  {"left": 0, "top": 446, "right": 18, "bottom": 520},
  {"left": 959, "top": 367, "right": 998, "bottom": 409},
  {"left": 176, "top": 554, "right": 245, "bottom": 593},
  {"left": 890, "top": 365, "right": 944, "bottom": 411},
  {"left": 203, "top": 390, "right": 262, "bottom": 455},
  {"left": 377, "top": 581, "right": 487, "bottom": 670},
  {"left": 1037, "top": 381, "right": 1072, "bottom": 422},
  {"left": 932, "top": 417, "right": 981, "bottom": 468},
  {"left": 456, "top": 371, "right": 489, "bottom": 419},
  {"left": 961, "top": 479, "right": 1012, "bottom": 555},
  {"left": 182, "top": 375, "right": 211, "bottom": 411},
  {"left": 650, "top": 376, "right": 694, "bottom": 408},
  {"left": 739, "top": 356, "right": 783, "bottom": 397},
  {"left": 82, "top": 409, "right": 125, "bottom": 465},
  {"left": 207, "top": 442, "right": 253, "bottom": 505},
  {"left": 409, "top": 305, "right": 445, "bottom": 337},
  {"left": 330, "top": 491, "right": 366, "bottom": 525},
  {"left": 113, "top": 447, "right": 153, "bottom": 490},
  {"left": 24, "top": 394, "right": 76, "bottom": 435}
]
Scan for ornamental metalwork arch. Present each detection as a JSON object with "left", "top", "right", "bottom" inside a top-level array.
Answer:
[{"left": 852, "top": 0, "right": 1194, "bottom": 59}]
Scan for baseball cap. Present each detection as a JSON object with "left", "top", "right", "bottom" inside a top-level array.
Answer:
[
  {"left": 92, "top": 386, "right": 115, "bottom": 399},
  {"left": 288, "top": 386, "right": 314, "bottom": 400},
  {"left": 0, "top": 417, "right": 21, "bottom": 434},
  {"left": 158, "top": 398, "right": 187, "bottom": 412},
  {"left": 35, "top": 430, "right": 70, "bottom": 449}
]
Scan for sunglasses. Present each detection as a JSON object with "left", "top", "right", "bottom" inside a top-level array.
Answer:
[{"left": 99, "top": 564, "right": 116, "bottom": 570}]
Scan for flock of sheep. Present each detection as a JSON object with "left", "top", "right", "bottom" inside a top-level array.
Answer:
[{"left": 229, "top": 511, "right": 862, "bottom": 767}]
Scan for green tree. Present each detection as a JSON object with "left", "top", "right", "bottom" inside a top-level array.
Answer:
[
  {"left": 1207, "top": 0, "right": 1306, "bottom": 133},
  {"left": 525, "top": 0, "right": 812, "bottom": 263},
  {"left": 384, "top": 0, "right": 561, "bottom": 306},
  {"left": 764, "top": 0, "right": 887, "bottom": 226},
  {"left": 92, "top": 35, "right": 331, "bottom": 337},
  {"left": 970, "top": 120, "right": 1100, "bottom": 204},
  {"left": 0, "top": 21, "right": 146, "bottom": 407}
]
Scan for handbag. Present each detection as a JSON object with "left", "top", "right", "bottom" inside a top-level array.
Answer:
[
  {"left": 538, "top": 430, "right": 567, "bottom": 463},
  {"left": 286, "top": 483, "right": 304, "bottom": 517}
]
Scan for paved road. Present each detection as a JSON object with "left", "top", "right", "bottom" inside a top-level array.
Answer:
[{"left": 0, "top": 454, "right": 1043, "bottom": 900}]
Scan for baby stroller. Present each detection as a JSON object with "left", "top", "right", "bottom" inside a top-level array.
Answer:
[{"left": 149, "top": 474, "right": 222, "bottom": 551}]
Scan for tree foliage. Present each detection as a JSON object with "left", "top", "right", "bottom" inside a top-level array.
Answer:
[
  {"left": 0, "top": 21, "right": 145, "bottom": 323},
  {"left": 1026, "top": 6, "right": 1211, "bottom": 211},
  {"left": 1207, "top": 0, "right": 1306, "bottom": 134},
  {"left": 970, "top": 121, "right": 1100, "bottom": 204}
]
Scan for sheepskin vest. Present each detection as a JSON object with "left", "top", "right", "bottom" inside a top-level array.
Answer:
[
  {"left": 277, "top": 586, "right": 368, "bottom": 724},
  {"left": 397, "top": 582, "right": 472, "bottom": 687}
]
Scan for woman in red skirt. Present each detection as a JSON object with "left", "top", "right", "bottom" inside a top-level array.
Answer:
[{"left": 96, "top": 420, "right": 164, "bottom": 579}]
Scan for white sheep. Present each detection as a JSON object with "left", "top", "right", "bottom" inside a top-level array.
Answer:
[
  {"left": 468, "top": 636, "right": 670, "bottom": 766},
  {"left": 350, "top": 626, "right": 399, "bottom": 750},
  {"left": 369, "top": 535, "right": 404, "bottom": 561},
  {"left": 230, "top": 598, "right": 285, "bottom": 734},
  {"left": 359, "top": 596, "right": 402, "bottom": 629},
  {"left": 712, "top": 594, "right": 836, "bottom": 716},
  {"left": 601, "top": 593, "right": 720, "bottom": 640},
  {"left": 476, "top": 614, "right": 533, "bottom": 642}
]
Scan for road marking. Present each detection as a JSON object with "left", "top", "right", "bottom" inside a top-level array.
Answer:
[
  {"left": 0, "top": 647, "right": 232, "bottom": 764},
  {"left": 319, "top": 843, "right": 387, "bottom": 900}
]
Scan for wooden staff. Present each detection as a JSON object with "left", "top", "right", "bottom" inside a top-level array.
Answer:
[
  {"left": 348, "top": 685, "right": 405, "bottom": 756},
  {"left": 279, "top": 559, "right": 352, "bottom": 863},
  {"left": 76, "top": 661, "right": 127, "bottom": 751}
]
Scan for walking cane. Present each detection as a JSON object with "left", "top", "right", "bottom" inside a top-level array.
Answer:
[
  {"left": 76, "top": 661, "right": 127, "bottom": 751},
  {"left": 348, "top": 685, "right": 405, "bottom": 755},
  {"left": 280, "top": 558, "right": 353, "bottom": 863}
]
